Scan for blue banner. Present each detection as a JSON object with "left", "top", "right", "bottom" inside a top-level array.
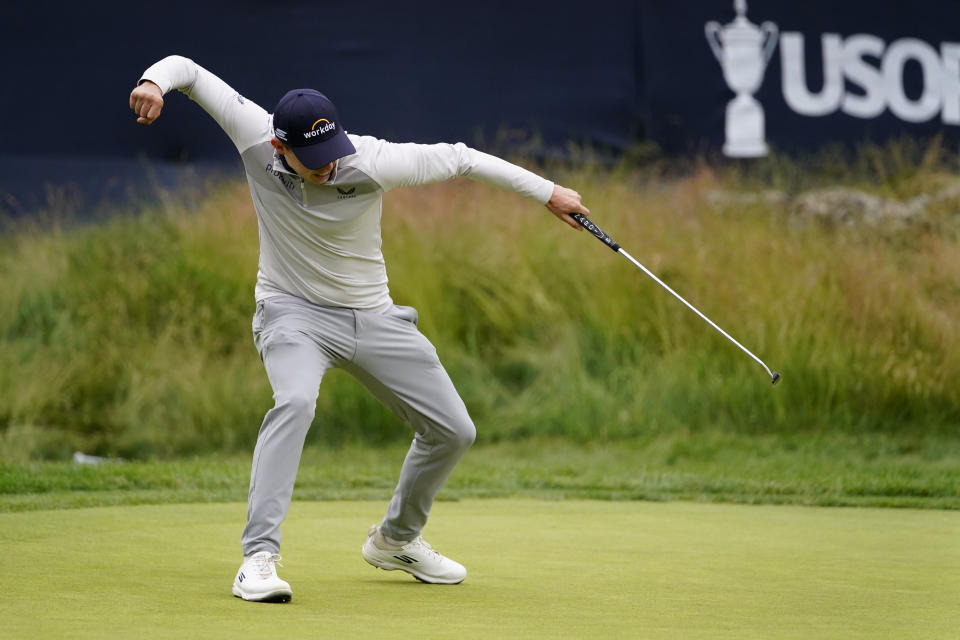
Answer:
[{"left": 2, "top": 1, "right": 958, "bottom": 215}]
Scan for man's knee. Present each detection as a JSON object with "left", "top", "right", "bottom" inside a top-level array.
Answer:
[
  {"left": 446, "top": 418, "right": 476, "bottom": 452},
  {"left": 273, "top": 389, "right": 318, "bottom": 423}
]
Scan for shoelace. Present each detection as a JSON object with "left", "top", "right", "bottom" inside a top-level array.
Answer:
[
  {"left": 405, "top": 537, "right": 443, "bottom": 561},
  {"left": 251, "top": 553, "right": 283, "bottom": 579},
  {"left": 369, "top": 526, "right": 444, "bottom": 561}
]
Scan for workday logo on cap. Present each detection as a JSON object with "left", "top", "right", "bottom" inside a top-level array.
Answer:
[{"left": 305, "top": 118, "right": 336, "bottom": 139}]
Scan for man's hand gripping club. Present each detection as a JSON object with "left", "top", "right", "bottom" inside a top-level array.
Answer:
[{"left": 546, "top": 184, "right": 591, "bottom": 229}]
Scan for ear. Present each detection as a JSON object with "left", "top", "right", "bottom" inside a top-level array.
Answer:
[{"left": 270, "top": 137, "right": 286, "bottom": 153}]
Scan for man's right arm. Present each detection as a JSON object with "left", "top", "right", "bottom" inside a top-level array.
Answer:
[{"left": 129, "top": 55, "right": 270, "bottom": 153}]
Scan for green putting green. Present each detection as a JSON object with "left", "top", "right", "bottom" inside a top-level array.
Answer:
[{"left": 2, "top": 500, "right": 957, "bottom": 639}]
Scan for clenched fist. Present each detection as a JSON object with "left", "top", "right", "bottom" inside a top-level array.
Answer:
[{"left": 129, "top": 81, "right": 164, "bottom": 125}]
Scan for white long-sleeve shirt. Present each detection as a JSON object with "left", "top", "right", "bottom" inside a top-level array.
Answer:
[{"left": 140, "top": 56, "right": 555, "bottom": 312}]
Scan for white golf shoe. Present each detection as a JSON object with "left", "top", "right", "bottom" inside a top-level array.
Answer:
[
  {"left": 232, "top": 551, "right": 292, "bottom": 603},
  {"left": 361, "top": 525, "right": 467, "bottom": 584}
]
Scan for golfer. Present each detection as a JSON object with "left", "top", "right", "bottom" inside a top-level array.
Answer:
[{"left": 129, "top": 55, "right": 589, "bottom": 602}]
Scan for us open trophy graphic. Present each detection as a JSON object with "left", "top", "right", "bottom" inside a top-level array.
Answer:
[{"left": 705, "top": 0, "right": 778, "bottom": 157}]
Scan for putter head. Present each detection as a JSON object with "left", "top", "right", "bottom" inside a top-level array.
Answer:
[{"left": 771, "top": 372, "right": 781, "bottom": 386}]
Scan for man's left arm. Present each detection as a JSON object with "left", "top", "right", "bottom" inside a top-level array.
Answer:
[{"left": 366, "top": 140, "right": 589, "bottom": 228}]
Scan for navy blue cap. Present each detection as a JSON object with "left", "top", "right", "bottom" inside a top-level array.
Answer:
[{"left": 272, "top": 89, "right": 356, "bottom": 169}]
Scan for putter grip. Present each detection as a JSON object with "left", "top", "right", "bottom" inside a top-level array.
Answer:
[{"left": 570, "top": 213, "right": 620, "bottom": 252}]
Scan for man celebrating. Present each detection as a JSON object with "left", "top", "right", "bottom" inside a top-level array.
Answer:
[{"left": 129, "top": 56, "right": 589, "bottom": 603}]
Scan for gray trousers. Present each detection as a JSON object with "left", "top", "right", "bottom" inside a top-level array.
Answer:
[{"left": 241, "top": 293, "right": 476, "bottom": 556}]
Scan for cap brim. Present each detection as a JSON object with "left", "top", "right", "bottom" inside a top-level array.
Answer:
[{"left": 291, "top": 131, "right": 356, "bottom": 169}]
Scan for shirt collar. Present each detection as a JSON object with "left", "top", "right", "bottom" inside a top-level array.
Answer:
[
  {"left": 270, "top": 149, "right": 340, "bottom": 183},
  {"left": 272, "top": 150, "right": 298, "bottom": 176}
]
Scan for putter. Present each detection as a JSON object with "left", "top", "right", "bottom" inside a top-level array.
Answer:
[{"left": 570, "top": 212, "right": 781, "bottom": 386}]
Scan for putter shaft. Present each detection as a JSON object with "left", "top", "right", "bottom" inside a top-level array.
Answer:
[
  {"left": 617, "top": 247, "right": 777, "bottom": 380},
  {"left": 570, "top": 213, "right": 780, "bottom": 385}
]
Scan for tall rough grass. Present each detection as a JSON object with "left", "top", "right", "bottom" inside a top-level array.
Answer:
[{"left": 2, "top": 146, "right": 959, "bottom": 460}]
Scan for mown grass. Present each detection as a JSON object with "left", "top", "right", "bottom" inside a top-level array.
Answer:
[
  {"left": 4, "top": 500, "right": 958, "bottom": 639},
  {"left": 1, "top": 141, "right": 959, "bottom": 470}
]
